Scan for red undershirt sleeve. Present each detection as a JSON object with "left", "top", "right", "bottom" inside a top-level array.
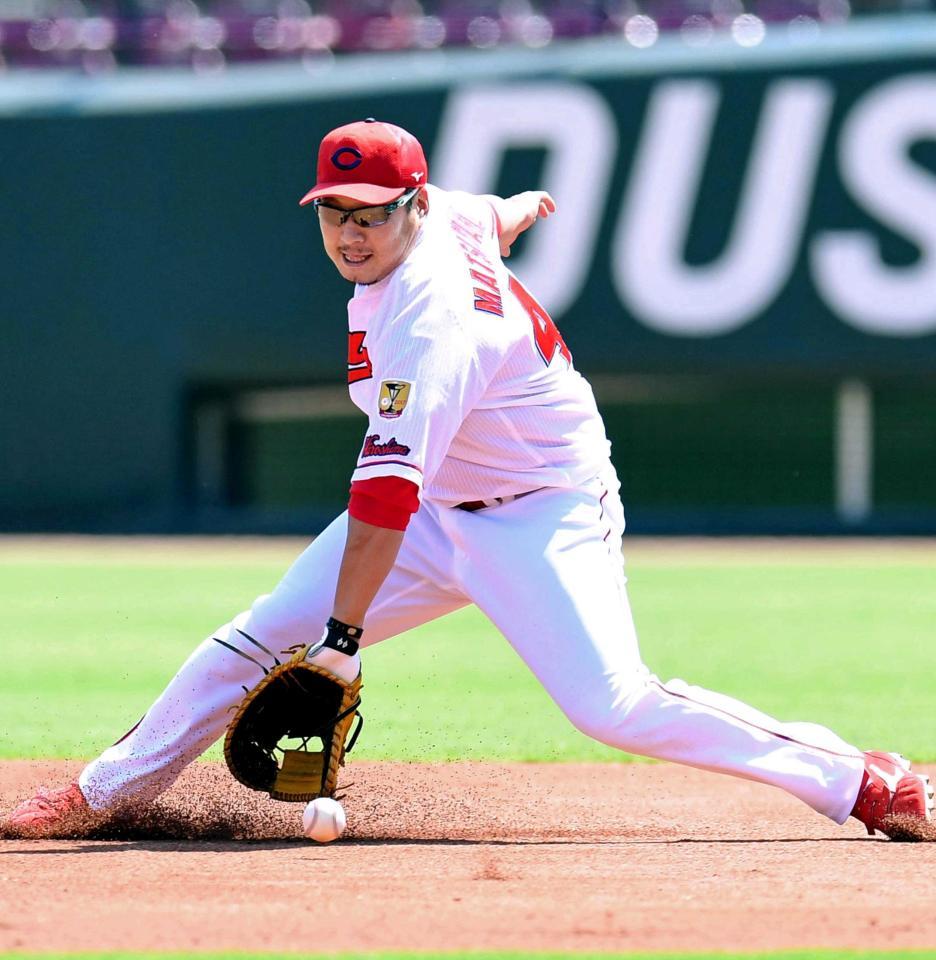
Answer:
[{"left": 348, "top": 475, "right": 421, "bottom": 531}]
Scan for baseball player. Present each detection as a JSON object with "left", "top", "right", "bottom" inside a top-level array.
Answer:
[{"left": 6, "top": 119, "right": 932, "bottom": 840}]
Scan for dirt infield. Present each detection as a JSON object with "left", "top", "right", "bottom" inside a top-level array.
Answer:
[{"left": 2, "top": 759, "right": 935, "bottom": 953}]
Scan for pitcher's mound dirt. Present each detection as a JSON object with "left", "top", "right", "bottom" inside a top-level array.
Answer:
[{"left": 2, "top": 759, "right": 934, "bottom": 953}]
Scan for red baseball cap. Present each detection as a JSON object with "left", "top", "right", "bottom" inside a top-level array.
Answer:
[{"left": 299, "top": 119, "right": 428, "bottom": 207}]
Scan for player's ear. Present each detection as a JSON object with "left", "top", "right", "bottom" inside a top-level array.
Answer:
[{"left": 414, "top": 187, "right": 429, "bottom": 218}]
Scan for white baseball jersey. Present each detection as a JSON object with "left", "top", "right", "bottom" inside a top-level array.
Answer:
[{"left": 346, "top": 185, "right": 611, "bottom": 506}]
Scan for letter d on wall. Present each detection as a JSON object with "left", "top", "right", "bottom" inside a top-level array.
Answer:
[{"left": 433, "top": 83, "right": 617, "bottom": 318}]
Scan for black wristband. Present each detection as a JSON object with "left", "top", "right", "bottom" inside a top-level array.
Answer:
[{"left": 322, "top": 616, "right": 363, "bottom": 655}]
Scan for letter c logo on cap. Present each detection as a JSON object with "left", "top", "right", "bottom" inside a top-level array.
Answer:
[{"left": 332, "top": 147, "right": 363, "bottom": 170}]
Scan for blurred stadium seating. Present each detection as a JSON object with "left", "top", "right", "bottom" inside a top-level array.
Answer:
[{"left": 0, "top": 0, "right": 930, "bottom": 71}]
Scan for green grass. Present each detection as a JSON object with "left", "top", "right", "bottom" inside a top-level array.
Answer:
[
  {"left": 5, "top": 952, "right": 936, "bottom": 960},
  {"left": 1, "top": 538, "right": 934, "bottom": 762}
]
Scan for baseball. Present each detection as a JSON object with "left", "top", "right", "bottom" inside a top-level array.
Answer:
[{"left": 301, "top": 797, "right": 347, "bottom": 843}]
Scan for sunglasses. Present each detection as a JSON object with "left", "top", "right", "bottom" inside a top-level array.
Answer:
[{"left": 313, "top": 188, "right": 419, "bottom": 228}]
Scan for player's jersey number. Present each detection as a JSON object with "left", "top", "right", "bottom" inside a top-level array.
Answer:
[
  {"left": 508, "top": 275, "right": 572, "bottom": 367},
  {"left": 347, "top": 331, "right": 373, "bottom": 384}
]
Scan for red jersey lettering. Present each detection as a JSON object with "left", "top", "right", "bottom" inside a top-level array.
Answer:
[
  {"left": 347, "top": 331, "right": 373, "bottom": 384},
  {"left": 450, "top": 211, "right": 505, "bottom": 318},
  {"left": 509, "top": 275, "right": 572, "bottom": 367},
  {"left": 470, "top": 268, "right": 499, "bottom": 293},
  {"left": 473, "top": 288, "right": 504, "bottom": 317}
]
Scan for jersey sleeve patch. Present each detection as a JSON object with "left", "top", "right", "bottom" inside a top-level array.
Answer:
[{"left": 378, "top": 380, "right": 412, "bottom": 419}]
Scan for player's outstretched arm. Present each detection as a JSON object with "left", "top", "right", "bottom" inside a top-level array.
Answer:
[
  {"left": 332, "top": 516, "right": 405, "bottom": 627},
  {"left": 487, "top": 191, "right": 556, "bottom": 258}
]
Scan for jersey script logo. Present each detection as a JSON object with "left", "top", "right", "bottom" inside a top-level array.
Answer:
[
  {"left": 378, "top": 380, "right": 412, "bottom": 419},
  {"left": 361, "top": 434, "right": 412, "bottom": 458},
  {"left": 347, "top": 331, "right": 373, "bottom": 384}
]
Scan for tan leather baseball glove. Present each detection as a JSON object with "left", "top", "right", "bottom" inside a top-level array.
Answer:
[{"left": 224, "top": 645, "right": 363, "bottom": 802}]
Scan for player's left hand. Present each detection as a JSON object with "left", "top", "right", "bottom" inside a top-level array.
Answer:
[{"left": 497, "top": 191, "right": 556, "bottom": 258}]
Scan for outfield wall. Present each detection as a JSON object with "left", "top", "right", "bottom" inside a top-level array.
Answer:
[{"left": 2, "top": 18, "right": 936, "bottom": 532}]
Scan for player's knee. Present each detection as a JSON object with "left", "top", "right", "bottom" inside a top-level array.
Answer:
[
  {"left": 562, "top": 701, "right": 621, "bottom": 745},
  {"left": 212, "top": 604, "right": 287, "bottom": 651},
  {"left": 559, "top": 672, "right": 652, "bottom": 747},
  {"left": 241, "top": 592, "right": 321, "bottom": 651},
  {"left": 564, "top": 705, "right": 648, "bottom": 752},
  {"left": 210, "top": 586, "right": 329, "bottom": 674}
]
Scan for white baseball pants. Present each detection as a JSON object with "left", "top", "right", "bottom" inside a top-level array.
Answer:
[{"left": 81, "top": 463, "right": 866, "bottom": 823}]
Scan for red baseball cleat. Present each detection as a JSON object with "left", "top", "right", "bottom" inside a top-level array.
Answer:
[
  {"left": 850, "top": 751, "right": 934, "bottom": 838},
  {"left": 3, "top": 783, "right": 97, "bottom": 838}
]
